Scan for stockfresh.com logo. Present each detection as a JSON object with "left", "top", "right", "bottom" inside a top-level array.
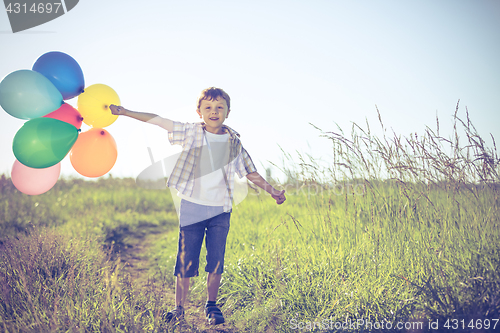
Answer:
[{"left": 4, "top": 0, "right": 79, "bottom": 33}]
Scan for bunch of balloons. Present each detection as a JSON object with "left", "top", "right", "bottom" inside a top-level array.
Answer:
[{"left": 0, "top": 51, "right": 120, "bottom": 195}]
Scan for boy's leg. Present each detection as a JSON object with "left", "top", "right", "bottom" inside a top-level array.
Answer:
[
  {"left": 204, "top": 211, "right": 230, "bottom": 277},
  {"left": 176, "top": 275, "right": 191, "bottom": 307},
  {"left": 172, "top": 201, "right": 207, "bottom": 308},
  {"left": 204, "top": 210, "right": 229, "bottom": 301},
  {"left": 165, "top": 224, "right": 203, "bottom": 323},
  {"left": 207, "top": 273, "right": 222, "bottom": 302},
  {"left": 205, "top": 272, "right": 224, "bottom": 325},
  {"left": 163, "top": 275, "right": 190, "bottom": 323},
  {"left": 204, "top": 210, "right": 229, "bottom": 325}
]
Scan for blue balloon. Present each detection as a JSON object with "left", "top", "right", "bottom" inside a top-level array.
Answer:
[
  {"left": 0, "top": 70, "right": 63, "bottom": 120},
  {"left": 32, "top": 51, "right": 85, "bottom": 100}
]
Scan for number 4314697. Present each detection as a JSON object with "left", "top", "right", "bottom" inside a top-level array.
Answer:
[
  {"left": 5, "top": 3, "right": 62, "bottom": 14},
  {"left": 444, "top": 318, "right": 498, "bottom": 330}
]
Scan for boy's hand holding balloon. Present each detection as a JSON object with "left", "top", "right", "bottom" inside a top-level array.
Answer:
[{"left": 109, "top": 104, "right": 127, "bottom": 116}]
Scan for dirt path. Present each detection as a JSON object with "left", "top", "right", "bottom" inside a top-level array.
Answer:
[{"left": 118, "top": 229, "right": 237, "bottom": 332}]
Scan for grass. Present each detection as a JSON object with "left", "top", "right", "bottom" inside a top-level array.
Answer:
[
  {"left": 1, "top": 102, "right": 499, "bottom": 332},
  {"left": 217, "top": 182, "right": 499, "bottom": 331},
  {"left": 0, "top": 177, "right": 179, "bottom": 332}
]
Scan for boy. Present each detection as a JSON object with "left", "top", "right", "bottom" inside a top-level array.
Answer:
[{"left": 110, "top": 87, "right": 285, "bottom": 325}]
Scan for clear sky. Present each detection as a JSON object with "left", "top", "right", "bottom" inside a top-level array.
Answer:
[{"left": 1, "top": 0, "right": 499, "bottom": 182}]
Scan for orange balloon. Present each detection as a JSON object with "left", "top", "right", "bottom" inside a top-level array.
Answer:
[{"left": 70, "top": 128, "right": 117, "bottom": 178}]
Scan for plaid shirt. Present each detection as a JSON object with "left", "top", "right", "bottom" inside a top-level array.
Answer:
[{"left": 167, "top": 121, "right": 257, "bottom": 212}]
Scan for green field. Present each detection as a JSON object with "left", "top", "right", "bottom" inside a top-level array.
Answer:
[{"left": 1, "top": 113, "right": 499, "bottom": 332}]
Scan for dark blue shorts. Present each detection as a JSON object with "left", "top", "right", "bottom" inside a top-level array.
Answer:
[{"left": 174, "top": 200, "right": 231, "bottom": 278}]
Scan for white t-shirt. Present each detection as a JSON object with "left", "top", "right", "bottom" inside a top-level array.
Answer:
[{"left": 178, "top": 130, "right": 229, "bottom": 206}]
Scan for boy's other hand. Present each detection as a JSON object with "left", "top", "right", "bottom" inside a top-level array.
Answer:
[
  {"left": 110, "top": 104, "right": 126, "bottom": 115},
  {"left": 271, "top": 190, "right": 286, "bottom": 205}
]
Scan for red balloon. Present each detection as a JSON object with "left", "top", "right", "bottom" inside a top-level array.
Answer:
[{"left": 43, "top": 103, "right": 83, "bottom": 129}]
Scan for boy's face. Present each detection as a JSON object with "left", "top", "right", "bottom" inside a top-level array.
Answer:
[{"left": 197, "top": 97, "right": 230, "bottom": 134}]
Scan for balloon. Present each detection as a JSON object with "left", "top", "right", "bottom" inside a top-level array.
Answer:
[
  {"left": 32, "top": 51, "right": 85, "bottom": 100},
  {"left": 11, "top": 160, "right": 61, "bottom": 195},
  {"left": 44, "top": 103, "right": 84, "bottom": 129},
  {"left": 0, "top": 70, "right": 63, "bottom": 120},
  {"left": 77, "top": 84, "right": 119, "bottom": 128},
  {"left": 13, "top": 117, "right": 79, "bottom": 169},
  {"left": 70, "top": 128, "right": 117, "bottom": 178}
]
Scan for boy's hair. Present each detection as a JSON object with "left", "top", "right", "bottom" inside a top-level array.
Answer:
[{"left": 197, "top": 87, "right": 230, "bottom": 110}]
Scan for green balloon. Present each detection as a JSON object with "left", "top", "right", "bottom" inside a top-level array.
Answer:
[{"left": 13, "top": 118, "right": 79, "bottom": 168}]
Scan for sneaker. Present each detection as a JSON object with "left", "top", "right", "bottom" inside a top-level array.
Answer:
[
  {"left": 162, "top": 305, "right": 185, "bottom": 323},
  {"left": 205, "top": 304, "right": 225, "bottom": 325}
]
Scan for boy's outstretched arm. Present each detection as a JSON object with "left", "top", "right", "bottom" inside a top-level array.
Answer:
[
  {"left": 109, "top": 105, "right": 173, "bottom": 132},
  {"left": 246, "top": 172, "right": 286, "bottom": 205}
]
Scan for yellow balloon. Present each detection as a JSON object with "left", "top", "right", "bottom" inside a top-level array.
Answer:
[{"left": 77, "top": 84, "right": 120, "bottom": 128}]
